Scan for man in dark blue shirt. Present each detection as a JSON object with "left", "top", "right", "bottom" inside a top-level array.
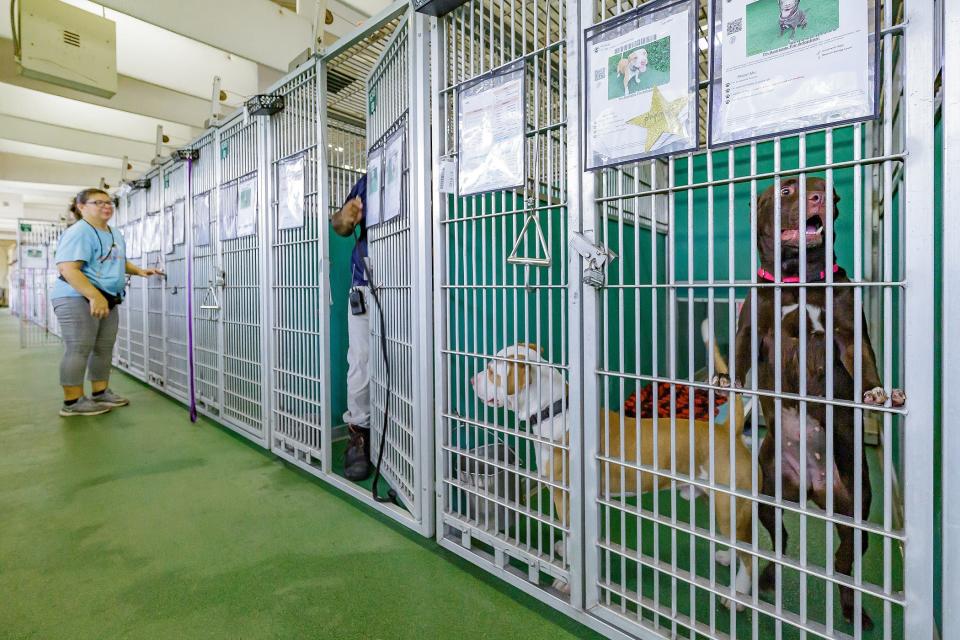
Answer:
[{"left": 331, "top": 175, "right": 370, "bottom": 481}]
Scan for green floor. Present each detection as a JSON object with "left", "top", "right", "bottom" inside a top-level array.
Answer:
[{"left": 0, "top": 316, "right": 599, "bottom": 640}]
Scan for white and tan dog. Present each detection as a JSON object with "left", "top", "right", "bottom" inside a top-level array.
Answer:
[
  {"left": 471, "top": 331, "right": 758, "bottom": 607},
  {"left": 616, "top": 48, "right": 648, "bottom": 95}
]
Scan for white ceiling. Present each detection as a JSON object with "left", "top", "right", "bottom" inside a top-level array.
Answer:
[{"left": 0, "top": 0, "right": 391, "bottom": 240}]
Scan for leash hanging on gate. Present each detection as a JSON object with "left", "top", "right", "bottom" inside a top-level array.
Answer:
[
  {"left": 356, "top": 228, "right": 398, "bottom": 505},
  {"left": 185, "top": 157, "right": 198, "bottom": 423}
]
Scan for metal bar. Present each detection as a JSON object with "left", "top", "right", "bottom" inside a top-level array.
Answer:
[
  {"left": 901, "top": 0, "right": 937, "bottom": 637},
  {"left": 942, "top": 0, "right": 960, "bottom": 637}
]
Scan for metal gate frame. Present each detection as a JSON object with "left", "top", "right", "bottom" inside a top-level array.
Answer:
[
  {"left": 143, "top": 169, "right": 167, "bottom": 390},
  {"left": 941, "top": 0, "right": 958, "bottom": 637},
  {"left": 162, "top": 159, "right": 191, "bottom": 402},
  {"left": 312, "top": 0, "right": 435, "bottom": 536},
  {"left": 429, "top": 0, "right": 619, "bottom": 635},
  {"left": 430, "top": 0, "right": 936, "bottom": 638},
  {"left": 189, "top": 131, "right": 226, "bottom": 424},
  {"left": 265, "top": 57, "right": 327, "bottom": 469},
  {"left": 211, "top": 110, "right": 272, "bottom": 447},
  {"left": 572, "top": 2, "right": 935, "bottom": 640},
  {"left": 125, "top": 185, "right": 148, "bottom": 380},
  {"left": 14, "top": 219, "right": 64, "bottom": 348},
  {"left": 114, "top": 192, "right": 130, "bottom": 371}
]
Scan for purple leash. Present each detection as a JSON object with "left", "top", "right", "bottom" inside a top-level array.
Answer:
[{"left": 186, "top": 157, "right": 198, "bottom": 422}]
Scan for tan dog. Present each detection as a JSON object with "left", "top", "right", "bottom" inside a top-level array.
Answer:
[
  {"left": 616, "top": 48, "right": 648, "bottom": 94},
  {"left": 471, "top": 325, "right": 759, "bottom": 607}
]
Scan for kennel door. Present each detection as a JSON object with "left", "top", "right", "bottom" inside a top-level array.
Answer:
[
  {"left": 267, "top": 62, "right": 327, "bottom": 468},
  {"left": 216, "top": 114, "right": 269, "bottom": 446},
  {"left": 364, "top": 15, "right": 427, "bottom": 520},
  {"left": 190, "top": 132, "right": 224, "bottom": 420},
  {"left": 163, "top": 161, "right": 190, "bottom": 402}
]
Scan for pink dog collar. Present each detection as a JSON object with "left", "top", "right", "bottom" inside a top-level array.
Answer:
[{"left": 757, "top": 263, "right": 839, "bottom": 283}]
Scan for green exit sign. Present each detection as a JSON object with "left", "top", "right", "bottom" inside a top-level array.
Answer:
[{"left": 19, "top": 223, "right": 32, "bottom": 233}]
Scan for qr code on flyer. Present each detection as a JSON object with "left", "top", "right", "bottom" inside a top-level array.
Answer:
[
  {"left": 594, "top": 68, "right": 606, "bottom": 82},
  {"left": 726, "top": 18, "right": 743, "bottom": 36}
]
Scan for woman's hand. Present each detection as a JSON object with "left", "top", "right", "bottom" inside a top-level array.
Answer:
[
  {"left": 89, "top": 294, "right": 110, "bottom": 319},
  {"left": 140, "top": 268, "right": 165, "bottom": 277}
]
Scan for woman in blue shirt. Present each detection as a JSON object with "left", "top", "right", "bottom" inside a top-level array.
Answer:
[{"left": 52, "top": 188, "right": 162, "bottom": 417}]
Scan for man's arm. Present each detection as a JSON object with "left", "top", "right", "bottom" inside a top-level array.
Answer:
[{"left": 331, "top": 196, "right": 363, "bottom": 237}]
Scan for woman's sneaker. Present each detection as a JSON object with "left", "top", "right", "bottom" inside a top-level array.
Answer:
[
  {"left": 59, "top": 397, "right": 112, "bottom": 417},
  {"left": 91, "top": 389, "right": 130, "bottom": 407}
]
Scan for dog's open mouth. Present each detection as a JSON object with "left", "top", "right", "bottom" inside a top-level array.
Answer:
[{"left": 780, "top": 215, "right": 824, "bottom": 247}]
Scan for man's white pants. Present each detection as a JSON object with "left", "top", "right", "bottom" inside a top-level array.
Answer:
[{"left": 343, "top": 286, "right": 370, "bottom": 429}]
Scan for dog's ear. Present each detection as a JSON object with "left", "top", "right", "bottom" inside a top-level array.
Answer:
[
  {"left": 525, "top": 342, "right": 545, "bottom": 357},
  {"left": 504, "top": 360, "right": 529, "bottom": 396}
]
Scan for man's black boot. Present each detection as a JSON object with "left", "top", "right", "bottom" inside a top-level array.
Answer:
[{"left": 344, "top": 426, "right": 372, "bottom": 481}]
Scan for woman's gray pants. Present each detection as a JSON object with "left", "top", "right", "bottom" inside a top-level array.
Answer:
[{"left": 52, "top": 297, "right": 119, "bottom": 387}]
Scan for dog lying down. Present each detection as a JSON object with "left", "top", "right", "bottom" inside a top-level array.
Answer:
[{"left": 471, "top": 322, "right": 758, "bottom": 607}]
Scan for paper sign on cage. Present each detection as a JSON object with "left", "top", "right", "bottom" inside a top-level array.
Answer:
[
  {"left": 194, "top": 193, "right": 210, "bottom": 247},
  {"left": 381, "top": 128, "right": 405, "bottom": 223},
  {"left": 164, "top": 207, "right": 174, "bottom": 255},
  {"left": 173, "top": 201, "right": 186, "bottom": 246},
  {"left": 277, "top": 155, "right": 305, "bottom": 231},
  {"left": 220, "top": 182, "right": 238, "bottom": 241},
  {"left": 365, "top": 148, "right": 383, "bottom": 227},
  {"left": 236, "top": 174, "right": 258, "bottom": 238},
  {"left": 708, "top": 0, "right": 879, "bottom": 146},
  {"left": 457, "top": 61, "right": 526, "bottom": 197},
  {"left": 585, "top": 0, "right": 699, "bottom": 170}
]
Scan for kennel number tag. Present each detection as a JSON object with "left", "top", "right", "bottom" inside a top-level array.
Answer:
[
  {"left": 584, "top": 0, "right": 699, "bottom": 170},
  {"left": 709, "top": 0, "right": 878, "bottom": 145}
]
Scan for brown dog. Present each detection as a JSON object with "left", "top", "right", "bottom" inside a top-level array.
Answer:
[
  {"left": 722, "top": 177, "right": 905, "bottom": 630},
  {"left": 473, "top": 327, "right": 758, "bottom": 606}
]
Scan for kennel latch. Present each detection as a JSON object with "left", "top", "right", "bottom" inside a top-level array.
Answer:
[{"left": 570, "top": 232, "right": 616, "bottom": 289}]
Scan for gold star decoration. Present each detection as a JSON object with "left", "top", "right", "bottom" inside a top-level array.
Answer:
[{"left": 626, "top": 86, "right": 689, "bottom": 152}]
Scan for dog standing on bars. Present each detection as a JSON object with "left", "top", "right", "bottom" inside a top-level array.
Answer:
[
  {"left": 779, "top": 0, "right": 808, "bottom": 37},
  {"left": 719, "top": 177, "right": 905, "bottom": 631}
]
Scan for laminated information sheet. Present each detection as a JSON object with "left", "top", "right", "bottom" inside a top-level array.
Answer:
[
  {"left": 127, "top": 224, "right": 140, "bottom": 259},
  {"left": 710, "top": 0, "right": 878, "bottom": 145},
  {"left": 277, "top": 155, "right": 306, "bottom": 231},
  {"left": 381, "top": 128, "right": 405, "bottom": 223},
  {"left": 173, "top": 200, "right": 185, "bottom": 246},
  {"left": 193, "top": 193, "right": 210, "bottom": 247},
  {"left": 164, "top": 207, "right": 174, "bottom": 254},
  {"left": 365, "top": 148, "right": 383, "bottom": 228},
  {"left": 457, "top": 61, "right": 526, "bottom": 197},
  {"left": 145, "top": 214, "right": 161, "bottom": 254},
  {"left": 236, "top": 175, "right": 258, "bottom": 238},
  {"left": 586, "top": 0, "right": 699, "bottom": 169},
  {"left": 220, "top": 182, "right": 238, "bottom": 241},
  {"left": 22, "top": 246, "right": 47, "bottom": 269}
]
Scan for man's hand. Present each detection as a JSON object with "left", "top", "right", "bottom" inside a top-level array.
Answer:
[
  {"left": 333, "top": 197, "right": 363, "bottom": 236},
  {"left": 89, "top": 294, "right": 110, "bottom": 319},
  {"left": 140, "top": 268, "right": 165, "bottom": 277}
]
